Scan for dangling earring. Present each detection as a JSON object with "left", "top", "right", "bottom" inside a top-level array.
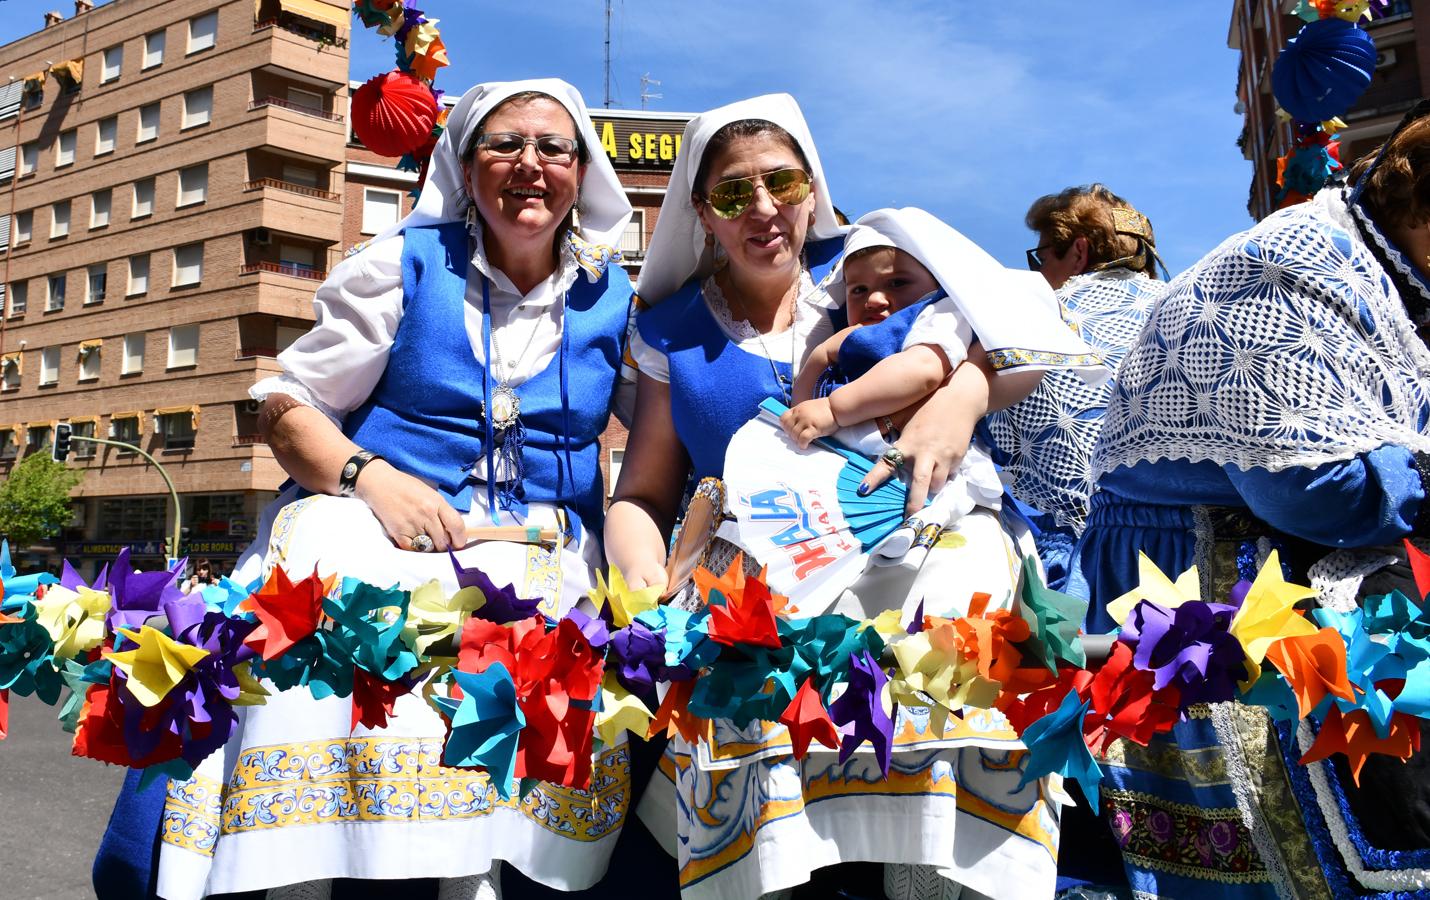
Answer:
[
  {"left": 570, "top": 203, "right": 583, "bottom": 235},
  {"left": 465, "top": 203, "right": 479, "bottom": 231},
  {"left": 808, "top": 210, "right": 816, "bottom": 228}
]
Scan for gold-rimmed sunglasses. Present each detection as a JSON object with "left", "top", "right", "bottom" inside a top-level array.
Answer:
[{"left": 701, "top": 168, "right": 812, "bottom": 220}]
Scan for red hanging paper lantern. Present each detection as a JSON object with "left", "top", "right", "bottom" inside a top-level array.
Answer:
[{"left": 351, "top": 69, "right": 440, "bottom": 159}]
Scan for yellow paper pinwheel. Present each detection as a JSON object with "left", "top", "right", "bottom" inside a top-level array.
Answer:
[
  {"left": 233, "top": 664, "right": 270, "bottom": 706},
  {"left": 33, "top": 584, "right": 111, "bottom": 659},
  {"left": 1106, "top": 553, "right": 1202, "bottom": 625},
  {"left": 866, "top": 608, "right": 907, "bottom": 638},
  {"left": 1229, "top": 551, "right": 1318, "bottom": 667},
  {"left": 589, "top": 567, "right": 660, "bottom": 629},
  {"left": 402, "top": 580, "right": 485, "bottom": 657},
  {"left": 105, "top": 626, "right": 211, "bottom": 708},
  {"left": 376, "top": 0, "right": 406, "bottom": 36},
  {"left": 594, "top": 679, "right": 655, "bottom": 747}
]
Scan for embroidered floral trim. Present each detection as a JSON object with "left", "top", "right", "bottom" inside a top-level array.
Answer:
[{"left": 1102, "top": 788, "right": 1269, "bottom": 884}]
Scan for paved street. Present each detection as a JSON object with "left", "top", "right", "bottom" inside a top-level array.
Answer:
[{"left": 0, "top": 693, "right": 125, "bottom": 900}]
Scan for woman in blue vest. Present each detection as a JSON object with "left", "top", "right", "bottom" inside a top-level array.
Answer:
[
  {"left": 1068, "top": 103, "right": 1430, "bottom": 899},
  {"left": 604, "top": 95, "right": 1067, "bottom": 900},
  {"left": 96, "top": 79, "right": 647, "bottom": 900}
]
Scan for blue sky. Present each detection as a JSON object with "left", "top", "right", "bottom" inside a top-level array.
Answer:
[{"left": 2, "top": 1, "right": 1255, "bottom": 275}]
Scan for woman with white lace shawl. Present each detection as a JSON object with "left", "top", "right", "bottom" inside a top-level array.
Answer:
[{"left": 1068, "top": 101, "right": 1430, "bottom": 899}]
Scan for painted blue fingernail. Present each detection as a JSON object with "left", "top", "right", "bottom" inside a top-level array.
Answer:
[{"left": 857, "top": 484, "right": 871, "bottom": 497}]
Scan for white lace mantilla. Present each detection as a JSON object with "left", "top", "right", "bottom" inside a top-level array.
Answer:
[
  {"left": 1093, "top": 190, "right": 1430, "bottom": 477},
  {"left": 983, "top": 269, "right": 1166, "bottom": 531}
]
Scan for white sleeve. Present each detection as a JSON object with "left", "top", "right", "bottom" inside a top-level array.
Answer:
[
  {"left": 256, "top": 237, "right": 406, "bottom": 421},
  {"left": 626, "top": 327, "right": 670, "bottom": 384},
  {"left": 902, "top": 296, "right": 974, "bottom": 368}
]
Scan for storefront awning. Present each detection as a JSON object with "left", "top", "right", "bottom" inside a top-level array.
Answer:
[
  {"left": 274, "top": 0, "right": 349, "bottom": 28},
  {"left": 49, "top": 58, "right": 83, "bottom": 85},
  {"left": 154, "top": 405, "right": 200, "bottom": 428}
]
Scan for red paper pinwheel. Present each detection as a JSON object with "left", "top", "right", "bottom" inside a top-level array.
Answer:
[
  {"left": 240, "top": 567, "right": 333, "bottom": 661},
  {"left": 705, "top": 563, "right": 783, "bottom": 650},
  {"left": 351, "top": 70, "right": 440, "bottom": 159},
  {"left": 351, "top": 668, "right": 412, "bottom": 732},
  {"left": 1083, "top": 642, "right": 1181, "bottom": 752},
  {"left": 779, "top": 677, "right": 841, "bottom": 759},
  {"left": 456, "top": 615, "right": 605, "bottom": 789}
]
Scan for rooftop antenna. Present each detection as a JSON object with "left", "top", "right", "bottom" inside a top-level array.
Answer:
[
  {"left": 640, "top": 73, "right": 662, "bottom": 110},
  {"left": 603, "top": 0, "right": 612, "bottom": 108}
]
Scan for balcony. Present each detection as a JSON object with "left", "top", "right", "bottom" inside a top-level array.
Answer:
[
  {"left": 254, "top": 18, "right": 348, "bottom": 48},
  {"left": 239, "top": 261, "right": 327, "bottom": 280},
  {"left": 235, "top": 345, "right": 278, "bottom": 359},
  {"left": 244, "top": 177, "right": 339, "bottom": 202},
  {"left": 250, "top": 95, "right": 344, "bottom": 123},
  {"left": 233, "top": 433, "right": 267, "bottom": 446}
]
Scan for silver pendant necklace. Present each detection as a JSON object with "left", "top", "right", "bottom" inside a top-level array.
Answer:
[
  {"left": 480, "top": 276, "right": 543, "bottom": 432},
  {"left": 726, "top": 272, "right": 800, "bottom": 404}
]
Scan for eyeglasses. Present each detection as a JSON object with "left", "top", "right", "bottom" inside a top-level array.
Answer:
[
  {"left": 475, "top": 132, "right": 580, "bottom": 164},
  {"left": 702, "top": 168, "right": 812, "bottom": 220},
  {"left": 1026, "top": 244, "right": 1058, "bottom": 272}
]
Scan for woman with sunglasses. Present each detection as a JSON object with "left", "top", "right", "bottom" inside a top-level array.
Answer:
[
  {"left": 1066, "top": 103, "right": 1430, "bottom": 899},
  {"left": 606, "top": 95, "right": 1064, "bottom": 900},
  {"left": 95, "top": 79, "right": 653, "bottom": 900}
]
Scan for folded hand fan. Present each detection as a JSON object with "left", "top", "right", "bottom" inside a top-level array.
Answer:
[
  {"left": 720, "top": 399, "right": 927, "bottom": 608},
  {"left": 662, "top": 477, "right": 726, "bottom": 602}
]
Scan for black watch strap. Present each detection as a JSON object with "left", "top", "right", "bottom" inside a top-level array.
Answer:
[{"left": 338, "top": 450, "right": 383, "bottom": 497}]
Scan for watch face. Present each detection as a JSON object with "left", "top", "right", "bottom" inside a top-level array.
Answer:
[{"left": 343, "top": 462, "right": 358, "bottom": 480}]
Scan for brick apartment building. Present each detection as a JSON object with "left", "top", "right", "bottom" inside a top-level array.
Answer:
[
  {"left": 1229, "top": 0, "right": 1425, "bottom": 220},
  {"left": 0, "top": 0, "right": 686, "bottom": 576}
]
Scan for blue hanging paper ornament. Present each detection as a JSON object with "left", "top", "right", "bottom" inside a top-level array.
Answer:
[{"left": 1272, "top": 17, "right": 1377, "bottom": 124}]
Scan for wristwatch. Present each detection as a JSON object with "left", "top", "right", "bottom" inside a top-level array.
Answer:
[{"left": 338, "top": 450, "right": 384, "bottom": 497}]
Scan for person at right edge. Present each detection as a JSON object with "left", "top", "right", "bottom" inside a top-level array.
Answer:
[{"left": 1069, "top": 101, "right": 1430, "bottom": 899}]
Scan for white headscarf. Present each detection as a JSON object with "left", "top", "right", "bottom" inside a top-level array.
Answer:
[
  {"left": 638, "top": 93, "right": 845, "bottom": 304},
  {"left": 836, "top": 208, "right": 1108, "bottom": 380},
  {"left": 372, "top": 78, "right": 632, "bottom": 249}
]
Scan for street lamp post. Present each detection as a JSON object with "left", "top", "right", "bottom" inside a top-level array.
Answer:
[{"left": 52, "top": 425, "right": 184, "bottom": 566}]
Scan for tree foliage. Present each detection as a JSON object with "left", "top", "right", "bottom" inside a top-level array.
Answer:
[{"left": 0, "top": 453, "right": 83, "bottom": 549}]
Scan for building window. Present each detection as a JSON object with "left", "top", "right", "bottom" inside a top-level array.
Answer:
[
  {"left": 183, "top": 86, "right": 212, "bottom": 129},
  {"left": 608, "top": 447, "right": 625, "bottom": 497},
  {"left": 158, "top": 410, "right": 196, "bottom": 450},
  {"left": 287, "top": 86, "right": 324, "bottom": 114},
  {"left": 173, "top": 243, "right": 203, "bottom": 286},
  {"left": 188, "top": 11, "right": 218, "bottom": 54},
  {"left": 15, "top": 210, "right": 31, "bottom": 244},
  {"left": 39, "top": 347, "right": 59, "bottom": 385},
  {"left": 22, "top": 86, "right": 41, "bottom": 111},
  {"left": 101, "top": 45, "right": 123, "bottom": 83},
  {"left": 168, "top": 323, "right": 199, "bottom": 368},
  {"left": 95, "top": 116, "right": 117, "bottom": 155},
  {"left": 87, "top": 264, "right": 107, "bottom": 305},
  {"left": 91, "top": 189, "right": 112, "bottom": 228},
  {"left": 19, "top": 142, "right": 37, "bottom": 176},
  {"left": 122, "top": 333, "right": 144, "bottom": 374},
  {"left": 0, "top": 428, "right": 15, "bottom": 457},
  {"left": 137, "top": 102, "right": 160, "bottom": 143},
  {"left": 56, "top": 129, "right": 76, "bottom": 167},
  {"left": 51, "top": 201, "right": 70, "bottom": 238},
  {"left": 47, "top": 274, "right": 65, "bottom": 311},
  {"left": 619, "top": 209, "right": 646, "bottom": 258},
  {"left": 128, "top": 254, "right": 149, "bottom": 296},
  {"left": 143, "top": 30, "right": 165, "bottom": 69},
  {"left": 362, "top": 189, "right": 401, "bottom": 235},
  {"left": 8, "top": 281, "right": 26, "bottom": 316},
  {"left": 79, "top": 342, "right": 101, "bottom": 380},
  {"left": 177, "top": 164, "right": 208, "bottom": 207},
  {"left": 100, "top": 496, "right": 166, "bottom": 537},
  {"left": 0, "top": 359, "right": 17, "bottom": 392},
  {"left": 27, "top": 424, "right": 51, "bottom": 453},
  {"left": 72, "top": 420, "right": 96, "bottom": 458},
  {"left": 282, "top": 162, "right": 319, "bottom": 188},
  {"left": 132, "top": 178, "right": 155, "bottom": 218},
  {"left": 278, "top": 243, "right": 316, "bottom": 273}
]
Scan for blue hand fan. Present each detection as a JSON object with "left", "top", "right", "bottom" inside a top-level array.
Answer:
[{"left": 758, "top": 398, "right": 925, "bottom": 551}]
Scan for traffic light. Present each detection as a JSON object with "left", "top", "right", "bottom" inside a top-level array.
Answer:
[{"left": 52, "top": 422, "right": 72, "bottom": 462}]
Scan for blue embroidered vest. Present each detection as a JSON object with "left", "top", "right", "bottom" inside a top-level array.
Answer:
[
  {"left": 344, "top": 223, "right": 631, "bottom": 528},
  {"left": 636, "top": 237, "right": 843, "bottom": 480}
]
